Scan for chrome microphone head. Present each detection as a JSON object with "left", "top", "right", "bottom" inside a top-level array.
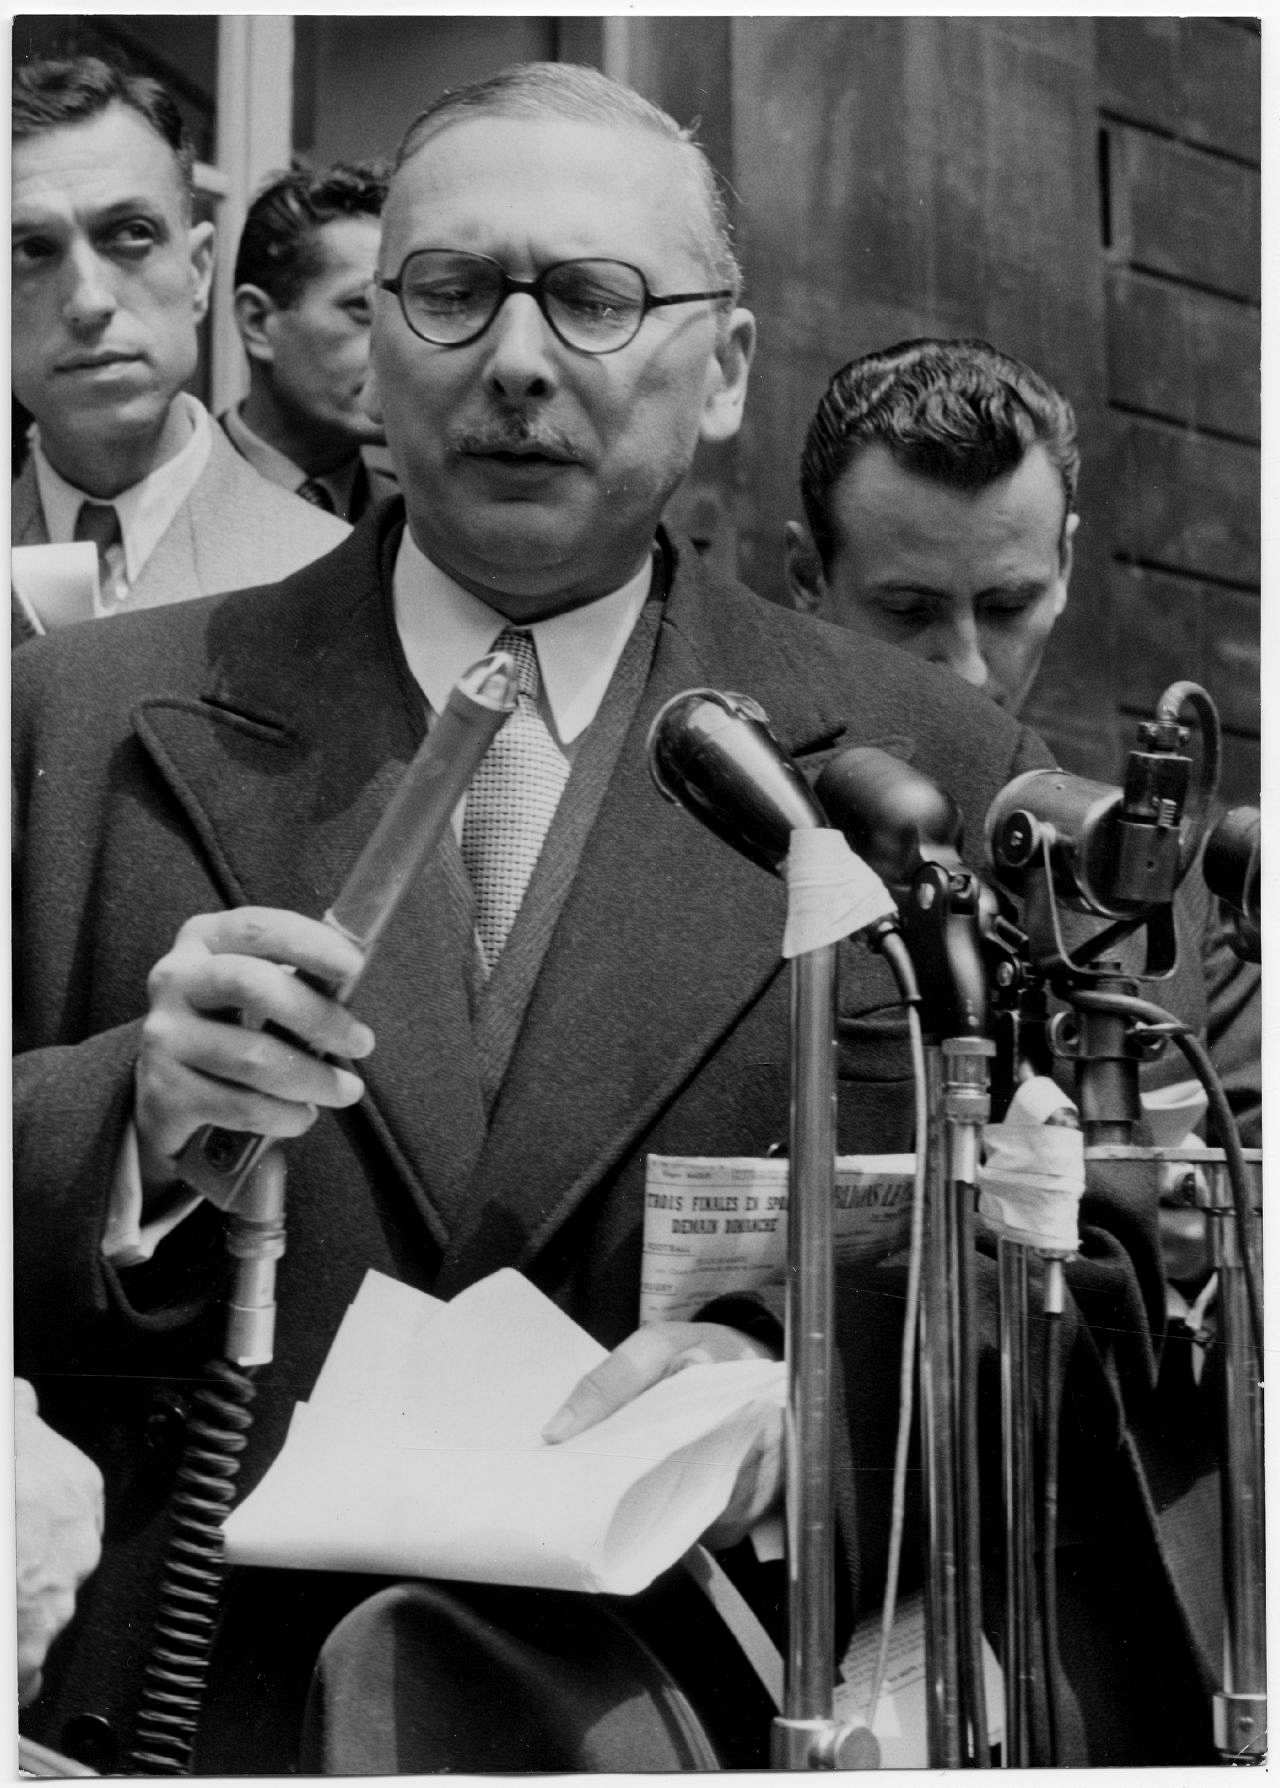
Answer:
[{"left": 647, "top": 688, "right": 825, "bottom": 875}]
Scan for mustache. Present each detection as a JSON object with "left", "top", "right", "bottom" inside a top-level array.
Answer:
[{"left": 451, "top": 418, "right": 585, "bottom": 461}]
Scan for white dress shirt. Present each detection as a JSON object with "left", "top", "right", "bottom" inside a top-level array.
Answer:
[
  {"left": 107, "top": 527, "right": 659, "bottom": 1264},
  {"left": 32, "top": 393, "right": 213, "bottom": 607},
  {"left": 393, "top": 527, "right": 653, "bottom": 778}
]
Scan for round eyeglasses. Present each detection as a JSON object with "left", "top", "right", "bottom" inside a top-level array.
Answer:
[{"left": 377, "top": 250, "right": 732, "bottom": 355}]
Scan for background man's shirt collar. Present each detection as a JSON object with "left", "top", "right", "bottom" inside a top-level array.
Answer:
[
  {"left": 392, "top": 528, "right": 654, "bottom": 745},
  {"left": 32, "top": 392, "right": 213, "bottom": 587},
  {"left": 222, "top": 404, "right": 361, "bottom": 518}
]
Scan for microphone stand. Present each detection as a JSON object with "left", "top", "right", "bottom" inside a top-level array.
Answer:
[
  {"left": 991, "top": 1171, "right": 1073, "bottom": 1767},
  {"left": 644, "top": 691, "right": 886, "bottom": 1771},
  {"left": 773, "top": 936, "right": 851, "bottom": 1768},
  {"left": 895, "top": 863, "right": 993, "bottom": 1768},
  {"left": 1021, "top": 903, "right": 1265, "bottom": 1764},
  {"left": 811, "top": 747, "right": 1000, "bottom": 1769},
  {"left": 1203, "top": 1146, "right": 1267, "bottom": 1764}
]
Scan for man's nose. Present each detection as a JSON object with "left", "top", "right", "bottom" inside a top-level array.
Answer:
[
  {"left": 63, "top": 243, "right": 117, "bottom": 332},
  {"left": 482, "top": 293, "right": 558, "bottom": 402},
  {"left": 931, "top": 618, "right": 990, "bottom": 691}
]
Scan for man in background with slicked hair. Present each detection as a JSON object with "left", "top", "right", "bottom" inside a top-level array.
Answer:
[
  {"left": 786, "top": 333, "right": 1260, "bottom": 1739},
  {"left": 223, "top": 160, "right": 398, "bottom": 524},
  {"left": 14, "top": 70, "right": 1190, "bottom": 1774},
  {"left": 11, "top": 56, "right": 347, "bottom": 639},
  {"left": 786, "top": 337, "right": 1258, "bottom": 1143}
]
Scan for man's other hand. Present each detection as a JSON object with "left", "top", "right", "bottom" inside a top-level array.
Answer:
[
  {"left": 135, "top": 907, "right": 374, "bottom": 1178},
  {"left": 16, "top": 1380, "right": 104, "bottom": 1706},
  {"left": 541, "top": 1321, "right": 784, "bottom": 1551}
]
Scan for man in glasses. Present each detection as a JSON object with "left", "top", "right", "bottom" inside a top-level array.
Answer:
[{"left": 15, "top": 65, "right": 1170, "bottom": 1772}]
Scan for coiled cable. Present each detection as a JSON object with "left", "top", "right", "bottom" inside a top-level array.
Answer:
[{"left": 125, "top": 1359, "right": 258, "bottom": 1775}]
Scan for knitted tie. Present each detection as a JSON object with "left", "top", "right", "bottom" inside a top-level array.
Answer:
[
  {"left": 297, "top": 478, "right": 336, "bottom": 513},
  {"left": 461, "top": 628, "right": 570, "bottom": 973},
  {"left": 73, "top": 499, "right": 123, "bottom": 602}
]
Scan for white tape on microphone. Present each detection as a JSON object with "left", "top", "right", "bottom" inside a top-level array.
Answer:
[
  {"left": 781, "top": 828, "right": 897, "bottom": 958},
  {"left": 977, "top": 1077, "right": 1084, "bottom": 1253}
]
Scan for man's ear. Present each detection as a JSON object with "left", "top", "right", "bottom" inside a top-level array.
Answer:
[
  {"left": 232, "top": 284, "right": 279, "bottom": 363},
  {"left": 698, "top": 307, "right": 756, "bottom": 444},
  {"left": 1055, "top": 510, "right": 1079, "bottom": 616},
  {"left": 784, "top": 520, "right": 827, "bottom": 615},
  {"left": 188, "top": 221, "right": 215, "bottom": 325}
]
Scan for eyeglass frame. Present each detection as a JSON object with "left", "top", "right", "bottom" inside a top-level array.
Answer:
[{"left": 376, "top": 248, "right": 734, "bottom": 355}]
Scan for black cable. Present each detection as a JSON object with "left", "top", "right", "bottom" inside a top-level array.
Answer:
[
  {"left": 1069, "top": 987, "right": 1262, "bottom": 1364},
  {"left": 126, "top": 1359, "right": 258, "bottom": 1775}
]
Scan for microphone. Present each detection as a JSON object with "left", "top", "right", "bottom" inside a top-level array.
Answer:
[
  {"left": 984, "top": 684, "right": 1220, "bottom": 922},
  {"left": 175, "top": 650, "right": 518, "bottom": 1205},
  {"left": 816, "top": 746, "right": 989, "bottom": 1038},
  {"left": 647, "top": 688, "right": 825, "bottom": 872},
  {"left": 814, "top": 746, "right": 965, "bottom": 889},
  {"left": 1203, "top": 805, "right": 1261, "bottom": 962}
]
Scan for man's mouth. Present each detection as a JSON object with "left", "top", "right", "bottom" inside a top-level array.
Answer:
[
  {"left": 455, "top": 428, "right": 583, "bottom": 469},
  {"left": 59, "top": 350, "right": 144, "bottom": 373},
  {"left": 482, "top": 447, "right": 579, "bottom": 468}
]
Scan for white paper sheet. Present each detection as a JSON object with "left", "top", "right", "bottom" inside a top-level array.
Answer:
[
  {"left": 835, "top": 1591, "right": 1004, "bottom": 1767},
  {"left": 11, "top": 542, "right": 99, "bottom": 633},
  {"left": 224, "top": 1268, "right": 785, "bottom": 1597}
]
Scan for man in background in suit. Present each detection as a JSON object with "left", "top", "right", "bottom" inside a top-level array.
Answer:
[
  {"left": 15, "top": 71, "right": 1191, "bottom": 1773},
  {"left": 11, "top": 56, "right": 348, "bottom": 635},
  {"left": 223, "top": 161, "right": 398, "bottom": 524},
  {"left": 784, "top": 336, "right": 1259, "bottom": 1144},
  {"left": 784, "top": 334, "right": 1261, "bottom": 1723}
]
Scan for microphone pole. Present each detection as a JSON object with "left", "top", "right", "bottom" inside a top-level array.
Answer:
[
  {"left": 816, "top": 749, "right": 993, "bottom": 1768},
  {"left": 649, "top": 691, "right": 887, "bottom": 1770}
]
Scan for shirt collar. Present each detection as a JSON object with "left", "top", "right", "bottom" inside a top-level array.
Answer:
[
  {"left": 32, "top": 392, "right": 213, "bottom": 586},
  {"left": 221, "top": 403, "right": 361, "bottom": 517},
  {"left": 392, "top": 529, "right": 654, "bottom": 744}
]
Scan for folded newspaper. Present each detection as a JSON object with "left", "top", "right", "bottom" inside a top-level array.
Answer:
[
  {"left": 223, "top": 1267, "right": 784, "bottom": 1597},
  {"left": 641, "top": 1154, "right": 915, "bottom": 1323}
]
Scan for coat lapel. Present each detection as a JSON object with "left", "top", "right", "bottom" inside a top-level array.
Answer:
[
  {"left": 435, "top": 548, "right": 862, "bottom": 1292},
  {"left": 131, "top": 519, "right": 487, "bottom": 1247}
]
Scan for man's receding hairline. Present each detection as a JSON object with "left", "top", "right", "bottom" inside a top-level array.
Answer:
[{"left": 385, "top": 113, "right": 723, "bottom": 274}]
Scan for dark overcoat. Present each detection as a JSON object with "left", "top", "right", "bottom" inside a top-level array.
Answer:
[{"left": 13, "top": 505, "right": 1204, "bottom": 1769}]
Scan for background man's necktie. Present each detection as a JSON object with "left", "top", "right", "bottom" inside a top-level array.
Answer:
[
  {"left": 72, "top": 500, "right": 123, "bottom": 602},
  {"left": 461, "top": 628, "right": 570, "bottom": 974},
  {"left": 297, "top": 478, "right": 337, "bottom": 513}
]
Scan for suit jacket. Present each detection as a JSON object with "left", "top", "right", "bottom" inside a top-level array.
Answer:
[
  {"left": 11, "top": 424, "right": 350, "bottom": 625},
  {"left": 12, "top": 505, "right": 1198, "bottom": 1769},
  {"left": 216, "top": 408, "right": 400, "bottom": 525}
]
